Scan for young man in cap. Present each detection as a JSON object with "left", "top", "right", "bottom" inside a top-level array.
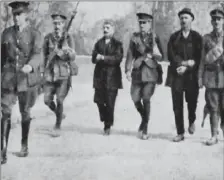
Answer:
[
  {"left": 198, "top": 7, "right": 224, "bottom": 146},
  {"left": 42, "top": 5, "right": 76, "bottom": 136},
  {"left": 165, "top": 8, "right": 202, "bottom": 142},
  {"left": 92, "top": 19, "right": 123, "bottom": 135},
  {"left": 1, "top": 1, "right": 42, "bottom": 164},
  {"left": 125, "top": 10, "right": 164, "bottom": 140}
]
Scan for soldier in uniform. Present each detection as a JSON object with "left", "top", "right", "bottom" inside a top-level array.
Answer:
[
  {"left": 125, "top": 10, "right": 164, "bottom": 140},
  {"left": 165, "top": 8, "right": 202, "bottom": 142},
  {"left": 1, "top": 1, "right": 42, "bottom": 164},
  {"left": 42, "top": 5, "right": 76, "bottom": 136},
  {"left": 198, "top": 7, "right": 224, "bottom": 146},
  {"left": 92, "top": 19, "right": 123, "bottom": 135}
]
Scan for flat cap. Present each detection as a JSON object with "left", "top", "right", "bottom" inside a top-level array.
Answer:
[
  {"left": 178, "top": 8, "right": 194, "bottom": 20},
  {"left": 210, "top": 7, "right": 224, "bottom": 18},
  {"left": 8, "top": 1, "right": 29, "bottom": 14}
]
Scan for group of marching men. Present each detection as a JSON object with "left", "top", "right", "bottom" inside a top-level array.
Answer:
[{"left": 1, "top": 1, "right": 224, "bottom": 165}]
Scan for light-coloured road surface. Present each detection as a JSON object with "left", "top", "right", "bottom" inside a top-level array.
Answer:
[{"left": 2, "top": 58, "right": 223, "bottom": 180}]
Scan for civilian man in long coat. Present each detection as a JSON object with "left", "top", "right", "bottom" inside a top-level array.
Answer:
[
  {"left": 198, "top": 7, "right": 224, "bottom": 146},
  {"left": 42, "top": 6, "right": 76, "bottom": 136},
  {"left": 1, "top": 1, "right": 42, "bottom": 164},
  {"left": 92, "top": 19, "right": 123, "bottom": 135},
  {"left": 165, "top": 8, "right": 203, "bottom": 142},
  {"left": 125, "top": 9, "right": 164, "bottom": 140}
]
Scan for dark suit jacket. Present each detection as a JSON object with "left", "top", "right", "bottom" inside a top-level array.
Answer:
[
  {"left": 92, "top": 36, "right": 123, "bottom": 90},
  {"left": 1, "top": 25, "right": 42, "bottom": 92},
  {"left": 166, "top": 30, "right": 203, "bottom": 90}
]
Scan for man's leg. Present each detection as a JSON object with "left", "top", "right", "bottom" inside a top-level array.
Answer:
[
  {"left": 205, "top": 89, "right": 220, "bottom": 146},
  {"left": 94, "top": 88, "right": 107, "bottom": 123},
  {"left": 54, "top": 79, "right": 70, "bottom": 130},
  {"left": 185, "top": 85, "right": 199, "bottom": 134},
  {"left": 171, "top": 87, "right": 185, "bottom": 142},
  {"left": 1, "top": 90, "right": 17, "bottom": 164},
  {"left": 14, "top": 89, "right": 38, "bottom": 157},
  {"left": 103, "top": 89, "right": 118, "bottom": 135},
  {"left": 141, "top": 82, "right": 156, "bottom": 140},
  {"left": 220, "top": 89, "right": 224, "bottom": 138},
  {"left": 130, "top": 83, "right": 144, "bottom": 133},
  {"left": 44, "top": 82, "right": 57, "bottom": 114}
]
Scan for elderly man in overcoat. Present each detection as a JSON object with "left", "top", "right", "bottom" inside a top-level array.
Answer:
[
  {"left": 92, "top": 19, "right": 123, "bottom": 135},
  {"left": 198, "top": 7, "right": 224, "bottom": 146},
  {"left": 166, "top": 8, "right": 203, "bottom": 142},
  {"left": 1, "top": 1, "right": 42, "bottom": 164}
]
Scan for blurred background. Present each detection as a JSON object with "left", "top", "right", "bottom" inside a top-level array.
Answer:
[{"left": 1, "top": 1, "right": 224, "bottom": 59}]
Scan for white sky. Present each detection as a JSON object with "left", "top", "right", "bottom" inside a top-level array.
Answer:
[{"left": 75, "top": 2, "right": 133, "bottom": 26}]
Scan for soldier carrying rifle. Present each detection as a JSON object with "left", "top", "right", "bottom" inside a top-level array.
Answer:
[{"left": 41, "top": 4, "right": 77, "bottom": 136}]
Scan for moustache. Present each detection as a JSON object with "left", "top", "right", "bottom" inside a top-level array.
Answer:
[{"left": 104, "top": 31, "right": 108, "bottom": 34}]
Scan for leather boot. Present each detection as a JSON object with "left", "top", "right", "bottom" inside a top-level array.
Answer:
[
  {"left": 139, "top": 100, "right": 150, "bottom": 140},
  {"left": 14, "top": 121, "right": 30, "bottom": 157},
  {"left": 205, "top": 112, "right": 219, "bottom": 146},
  {"left": 173, "top": 134, "right": 185, "bottom": 142},
  {"left": 1, "top": 116, "right": 11, "bottom": 164},
  {"left": 103, "top": 124, "right": 111, "bottom": 136},
  {"left": 134, "top": 101, "right": 144, "bottom": 134}
]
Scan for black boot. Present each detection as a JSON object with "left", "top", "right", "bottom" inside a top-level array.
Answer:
[
  {"left": 14, "top": 121, "right": 30, "bottom": 157},
  {"left": 139, "top": 100, "right": 151, "bottom": 140},
  {"left": 134, "top": 101, "right": 144, "bottom": 133},
  {"left": 205, "top": 112, "right": 219, "bottom": 146},
  {"left": 103, "top": 124, "right": 111, "bottom": 136},
  {"left": 1, "top": 115, "right": 11, "bottom": 164}
]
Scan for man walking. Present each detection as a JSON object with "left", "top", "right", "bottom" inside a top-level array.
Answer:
[
  {"left": 198, "top": 7, "right": 224, "bottom": 146},
  {"left": 125, "top": 9, "right": 164, "bottom": 140},
  {"left": 92, "top": 19, "right": 123, "bottom": 135},
  {"left": 42, "top": 5, "right": 76, "bottom": 136},
  {"left": 165, "top": 8, "right": 203, "bottom": 142},
  {"left": 1, "top": 1, "right": 42, "bottom": 164}
]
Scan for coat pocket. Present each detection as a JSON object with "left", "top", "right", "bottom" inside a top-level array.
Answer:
[
  {"left": 1, "top": 66, "right": 16, "bottom": 90},
  {"left": 28, "top": 68, "right": 42, "bottom": 87}
]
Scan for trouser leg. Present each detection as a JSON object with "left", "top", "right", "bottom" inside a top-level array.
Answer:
[
  {"left": 55, "top": 79, "right": 70, "bottom": 128},
  {"left": 171, "top": 87, "right": 184, "bottom": 135},
  {"left": 104, "top": 89, "right": 118, "bottom": 128},
  {"left": 1, "top": 90, "right": 17, "bottom": 163},
  {"left": 141, "top": 83, "right": 156, "bottom": 135},
  {"left": 44, "top": 82, "right": 56, "bottom": 113}
]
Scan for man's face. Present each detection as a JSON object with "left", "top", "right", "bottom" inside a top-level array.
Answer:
[
  {"left": 179, "top": 14, "right": 193, "bottom": 29},
  {"left": 103, "top": 23, "right": 114, "bottom": 38},
  {"left": 13, "top": 11, "right": 27, "bottom": 27},
  {"left": 53, "top": 18, "right": 65, "bottom": 35},
  {"left": 211, "top": 16, "right": 224, "bottom": 31},
  {"left": 139, "top": 20, "right": 152, "bottom": 33}
]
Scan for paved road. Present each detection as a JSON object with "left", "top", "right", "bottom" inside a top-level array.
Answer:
[{"left": 2, "top": 58, "right": 224, "bottom": 180}]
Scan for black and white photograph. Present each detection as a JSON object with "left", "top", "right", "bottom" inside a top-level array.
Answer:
[{"left": 0, "top": 1, "right": 223, "bottom": 179}]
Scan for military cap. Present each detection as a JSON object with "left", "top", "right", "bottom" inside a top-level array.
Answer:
[
  {"left": 103, "top": 19, "right": 115, "bottom": 27},
  {"left": 136, "top": 7, "right": 153, "bottom": 21},
  {"left": 51, "top": 4, "right": 68, "bottom": 20},
  {"left": 210, "top": 7, "right": 224, "bottom": 18},
  {"left": 8, "top": 1, "right": 29, "bottom": 14},
  {"left": 178, "top": 8, "right": 194, "bottom": 20}
]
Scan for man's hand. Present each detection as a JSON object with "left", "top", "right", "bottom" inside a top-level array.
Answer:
[
  {"left": 21, "top": 64, "right": 33, "bottom": 74},
  {"left": 55, "top": 49, "right": 65, "bottom": 58},
  {"left": 187, "top": 60, "right": 195, "bottom": 67},
  {"left": 96, "top": 54, "right": 104, "bottom": 61},
  {"left": 176, "top": 66, "right": 187, "bottom": 75},
  {"left": 144, "top": 53, "right": 152, "bottom": 62},
  {"left": 126, "top": 71, "right": 131, "bottom": 82}
]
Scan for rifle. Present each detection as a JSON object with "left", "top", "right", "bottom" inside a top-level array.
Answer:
[{"left": 45, "top": 1, "right": 80, "bottom": 69}]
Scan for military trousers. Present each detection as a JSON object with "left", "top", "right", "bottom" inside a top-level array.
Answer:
[
  {"left": 1, "top": 86, "right": 38, "bottom": 156},
  {"left": 205, "top": 88, "right": 224, "bottom": 135},
  {"left": 130, "top": 82, "right": 156, "bottom": 133},
  {"left": 171, "top": 85, "right": 199, "bottom": 135},
  {"left": 94, "top": 88, "right": 118, "bottom": 127},
  {"left": 44, "top": 79, "right": 70, "bottom": 126}
]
